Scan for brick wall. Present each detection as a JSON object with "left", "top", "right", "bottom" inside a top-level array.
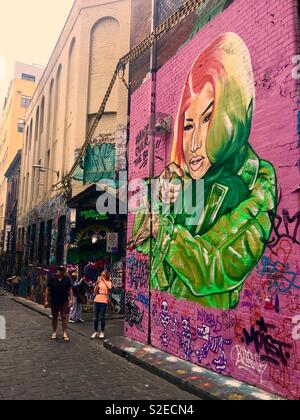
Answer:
[{"left": 126, "top": 0, "right": 300, "bottom": 399}]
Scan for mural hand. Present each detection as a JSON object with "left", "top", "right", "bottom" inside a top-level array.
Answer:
[
  {"left": 152, "top": 213, "right": 160, "bottom": 239},
  {"left": 158, "top": 162, "right": 184, "bottom": 205},
  {"left": 127, "top": 213, "right": 152, "bottom": 249}
]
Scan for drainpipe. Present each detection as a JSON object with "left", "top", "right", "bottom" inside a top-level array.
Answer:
[{"left": 148, "top": 0, "right": 158, "bottom": 345}]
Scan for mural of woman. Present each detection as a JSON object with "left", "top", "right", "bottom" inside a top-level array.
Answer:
[{"left": 128, "top": 33, "right": 277, "bottom": 310}]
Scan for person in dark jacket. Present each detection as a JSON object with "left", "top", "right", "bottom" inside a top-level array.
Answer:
[
  {"left": 69, "top": 273, "right": 86, "bottom": 324},
  {"left": 45, "top": 266, "right": 73, "bottom": 341}
]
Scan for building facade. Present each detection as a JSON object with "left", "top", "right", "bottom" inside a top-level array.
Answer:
[
  {"left": 0, "top": 63, "right": 43, "bottom": 252},
  {"left": 17, "top": 0, "right": 131, "bottom": 307},
  {"left": 125, "top": 0, "right": 300, "bottom": 399},
  {"left": 3, "top": 150, "right": 22, "bottom": 277}
]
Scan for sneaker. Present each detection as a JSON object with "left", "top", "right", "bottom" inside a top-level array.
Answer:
[
  {"left": 91, "top": 332, "right": 99, "bottom": 340},
  {"left": 69, "top": 320, "right": 75, "bottom": 324},
  {"left": 99, "top": 332, "right": 105, "bottom": 339},
  {"left": 77, "top": 319, "right": 84, "bottom": 323}
]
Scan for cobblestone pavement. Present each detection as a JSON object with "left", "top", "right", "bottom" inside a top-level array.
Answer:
[{"left": 0, "top": 297, "right": 199, "bottom": 400}]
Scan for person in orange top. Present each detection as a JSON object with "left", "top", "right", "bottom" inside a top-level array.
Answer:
[{"left": 91, "top": 271, "right": 112, "bottom": 339}]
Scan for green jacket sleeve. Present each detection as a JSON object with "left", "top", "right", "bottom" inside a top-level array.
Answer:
[{"left": 152, "top": 162, "right": 276, "bottom": 297}]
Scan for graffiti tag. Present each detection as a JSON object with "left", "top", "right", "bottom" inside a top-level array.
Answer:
[
  {"left": 241, "top": 317, "right": 292, "bottom": 366},
  {"left": 136, "top": 293, "right": 149, "bottom": 308},
  {"left": 127, "top": 255, "right": 148, "bottom": 290},
  {"left": 196, "top": 325, "right": 232, "bottom": 373},
  {"left": 154, "top": 300, "right": 178, "bottom": 348},
  {"left": 265, "top": 209, "right": 300, "bottom": 252},
  {"left": 231, "top": 345, "right": 267, "bottom": 383},
  {"left": 257, "top": 256, "right": 300, "bottom": 294},
  {"left": 125, "top": 292, "right": 144, "bottom": 332},
  {"left": 133, "top": 113, "right": 172, "bottom": 169}
]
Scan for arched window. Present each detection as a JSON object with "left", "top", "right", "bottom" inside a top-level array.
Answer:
[
  {"left": 47, "top": 79, "right": 55, "bottom": 146},
  {"left": 29, "top": 119, "right": 33, "bottom": 151},
  {"left": 88, "top": 17, "right": 120, "bottom": 114},
  {"left": 40, "top": 96, "right": 45, "bottom": 134},
  {"left": 35, "top": 107, "right": 40, "bottom": 142},
  {"left": 25, "top": 126, "right": 29, "bottom": 153},
  {"left": 53, "top": 65, "right": 62, "bottom": 141},
  {"left": 64, "top": 38, "right": 76, "bottom": 170}
]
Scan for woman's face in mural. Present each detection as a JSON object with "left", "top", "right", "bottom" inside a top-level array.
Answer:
[{"left": 183, "top": 82, "right": 213, "bottom": 179}]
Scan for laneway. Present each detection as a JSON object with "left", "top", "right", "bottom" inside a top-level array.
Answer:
[{"left": 0, "top": 296, "right": 199, "bottom": 400}]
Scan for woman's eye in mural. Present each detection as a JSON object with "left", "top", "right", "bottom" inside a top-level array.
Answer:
[
  {"left": 184, "top": 123, "right": 194, "bottom": 132},
  {"left": 203, "top": 112, "right": 212, "bottom": 124}
]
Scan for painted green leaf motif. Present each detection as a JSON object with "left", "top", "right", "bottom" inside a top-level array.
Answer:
[{"left": 83, "top": 143, "right": 116, "bottom": 184}]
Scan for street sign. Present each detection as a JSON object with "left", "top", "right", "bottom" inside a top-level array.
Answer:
[{"left": 107, "top": 233, "right": 118, "bottom": 253}]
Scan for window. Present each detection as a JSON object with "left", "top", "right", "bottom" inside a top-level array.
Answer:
[
  {"left": 29, "top": 119, "right": 33, "bottom": 150},
  {"left": 40, "top": 97, "right": 45, "bottom": 133},
  {"left": 21, "top": 95, "right": 31, "bottom": 108},
  {"left": 21, "top": 73, "right": 36, "bottom": 83},
  {"left": 18, "top": 119, "right": 25, "bottom": 133},
  {"left": 35, "top": 107, "right": 39, "bottom": 142}
]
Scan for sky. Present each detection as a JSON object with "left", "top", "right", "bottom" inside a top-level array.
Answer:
[{"left": 0, "top": 0, "right": 75, "bottom": 106}]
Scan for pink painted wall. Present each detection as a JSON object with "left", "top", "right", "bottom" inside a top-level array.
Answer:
[
  {"left": 125, "top": 79, "right": 152, "bottom": 343},
  {"left": 126, "top": 0, "right": 300, "bottom": 399}
]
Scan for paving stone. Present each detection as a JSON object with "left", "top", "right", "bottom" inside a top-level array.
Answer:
[{"left": 0, "top": 297, "right": 199, "bottom": 400}]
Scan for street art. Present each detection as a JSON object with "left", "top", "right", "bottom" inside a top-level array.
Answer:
[
  {"left": 264, "top": 209, "right": 300, "bottom": 253},
  {"left": 115, "top": 124, "right": 128, "bottom": 172},
  {"left": 110, "top": 260, "right": 125, "bottom": 289},
  {"left": 197, "top": 309, "right": 222, "bottom": 334},
  {"left": 189, "top": 0, "right": 235, "bottom": 39},
  {"left": 80, "top": 210, "right": 108, "bottom": 221},
  {"left": 22, "top": 194, "right": 70, "bottom": 267},
  {"left": 133, "top": 112, "right": 171, "bottom": 170},
  {"left": 73, "top": 133, "right": 116, "bottom": 183},
  {"left": 125, "top": 292, "right": 144, "bottom": 332},
  {"left": 19, "top": 194, "right": 70, "bottom": 304},
  {"left": 126, "top": 254, "right": 148, "bottom": 290},
  {"left": 257, "top": 256, "right": 300, "bottom": 295},
  {"left": 197, "top": 309, "right": 237, "bottom": 332},
  {"left": 238, "top": 241, "right": 300, "bottom": 314},
  {"left": 110, "top": 291, "right": 123, "bottom": 314},
  {"left": 231, "top": 345, "right": 267, "bottom": 384},
  {"left": 221, "top": 311, "right": 237, "bottom": 331},
  {"left": 129, "top": 33, "right": 277, "bottom": 310},
  {"left": 177, "top": 316, "right": 194, "bottom": 362},
  {"left": 126, "top": 0, "right": 299, "bottom": 400},
  {"left": 241, "top": 317, "right": 292, "bottom": 367},
  {"left": 267, "top": 318, "right": 300, "bottom": 399},
  {"left": 84, "top": 142, "right": 115, "bottom": 184},
  {"left": 154, "top": 300, "right": 178, "bottom": 348},
  {"left": 136, "top": 292, "right": 149, "bottom": 308},
  {"left": 196, "top": 324, "right": 232, "bottom": 373}
]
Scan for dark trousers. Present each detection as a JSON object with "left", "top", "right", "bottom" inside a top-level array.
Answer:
[
  {"left": 93, "top": 303, "right": 107, "bottom": 332},
  {"left": 13, "top": 284, "right": 19, "bottom": 297}
]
